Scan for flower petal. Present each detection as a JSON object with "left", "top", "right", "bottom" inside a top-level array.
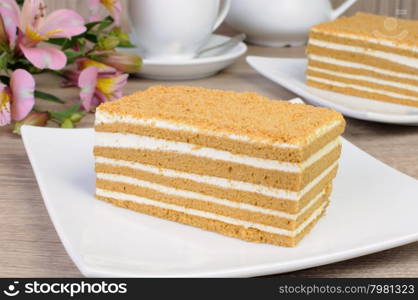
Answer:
[
  {"left": 77, "top": 58, "right": 117, "bottom": 73},
  {"left": 20, "top": 44, "right": 67, "bottom": 70},
  {"left": 19, "top": 0, "right": 43, "bottom": 33},
  {"left": 0, "top": 83, "right": 11, "bottom": 126},
  {"left": 37, "top": 9, "right": 86, "bottom": 38},
  {"left": 78, "top": 66, "right": 98, "bottom": 111},
  {"left": 0, "top": 0, "right": 20, "bottom": 46},
  {"left": 0, "top": 13, "right": 7, "bottom": 43},
  {"left": 96, "top": 73, "right": 128, "bottom": 96},
  {"left": 10, "top": 69, "right": 35, "bottom": 121},
  {"left": 0, "top": 0, "right": 20, "bottom": 21}
]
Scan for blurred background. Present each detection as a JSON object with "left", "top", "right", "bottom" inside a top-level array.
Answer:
[{"left": 44, "top": 0, "right": 418, "bottom": 25}]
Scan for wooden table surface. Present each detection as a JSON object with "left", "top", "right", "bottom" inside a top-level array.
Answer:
[{"left": 1, "top": 44, "right": 418, "bottom": 278}]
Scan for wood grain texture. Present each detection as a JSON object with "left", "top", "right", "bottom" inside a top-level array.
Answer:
[{"left": 0, "top": 42, "right": 418, "bottom": 277}]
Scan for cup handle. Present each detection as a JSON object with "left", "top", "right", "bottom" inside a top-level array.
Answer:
[
  {"left": 331, "top": 0, "right": 357, "bottom": 20},
  {"left": 212, "top": 0, "right": 231, "bottom": 31}
]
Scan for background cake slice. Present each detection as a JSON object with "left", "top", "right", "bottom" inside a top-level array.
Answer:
[
  {"left": 94, "top": 86, "right": 345, "bottom": 247},
  {"left": 307, "top": 12, "right": 418, "bottom": 108}
]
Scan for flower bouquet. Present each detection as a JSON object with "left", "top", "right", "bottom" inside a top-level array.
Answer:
[{"left": 0, "top": 0, "right": 141, "bottom": 133}]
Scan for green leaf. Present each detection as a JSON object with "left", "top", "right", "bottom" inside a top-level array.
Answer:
[
  {"left": 0, "top": 75, "right": 10, "bottom": 85},
  {"left": 61, "top": 38, "right": 75, "bottom": 51},
  {"left": 35, "top": 90, "right": 65, "bottom": 104},
  {"left": 50, "top": 103, "right": 81, "bottom": 123},
  {"left": 117, "top": 43, "right": 137, "bottom": 48},
  {"left": 85, "top": 33, "right": 98, "bottom": 43},
  {"left": 0, "top": 52, "right": 9, "bottom": 70},
  {"left": 85, "top": 21, "right": 103, "bottom": 31},
  {"left": 47, "top": 38, "right": 67, "bottom": 46},
  {"left": 86, "top": 16, "right": 113, "bottom": 32},
  {"left": 64, "top": 50, "right": 82, "bottom": 64},
  {"left": 97, "top": 19, "right": 113, "bottom": 31}
]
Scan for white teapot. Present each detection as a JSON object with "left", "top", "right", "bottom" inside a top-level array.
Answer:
[{"left": 225, "top": 0, "right": 357, "bottom": 47}]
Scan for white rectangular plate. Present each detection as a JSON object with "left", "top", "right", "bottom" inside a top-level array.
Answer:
[
  {"left": 246, "top": 56, "right": 418, "bottom": 125},
  {"left": 21, "top": 126, "right": 418, "bottom": 277}
]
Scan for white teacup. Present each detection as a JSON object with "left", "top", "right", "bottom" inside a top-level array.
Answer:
[{"left": 128, "top": 0, "right": 231, "bottom": 60}]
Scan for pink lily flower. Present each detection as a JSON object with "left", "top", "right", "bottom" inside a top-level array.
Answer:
[
  {"left": 78, "top": 65, "right": 127, "bottom": 111},
  {"left": 89, "top": 0, "right": 121, "bottom": 26},
  {"left": 0, "top": 0, "right": 20, "bottom": 47},
  {"left": 18, "top": 0, "right": 86, "bottom": 70},
  {"left": 0, "top": 69, "right": 35, "bottom": 126}
]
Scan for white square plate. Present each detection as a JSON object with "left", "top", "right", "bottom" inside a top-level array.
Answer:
[
  {"left": 246, "top": 56, "right": 418, "bottom": 125},
  {"left": 21, "top": 126, "right": 418, "bottom": 277}
]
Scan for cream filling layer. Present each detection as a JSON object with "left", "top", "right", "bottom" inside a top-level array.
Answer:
[
  {"left": 95, "top": 132, "right": 340, "bottom": 173},
  {"left": 308, "top": 66, "right": 418, "bottom": 94},
  {"left": 95, "top": 111, "right": 342, "bottom": 149},
  {"left": 97, "top": 172, "right": 326, "bottom": 219},
  {"left": 96, "top": 188, "right": 328, "bottom": 237},
  {"left": 95, "top": 156, "right": 338, "bottom": 201},
  {"left": 311, "top": 29, "right": 418, "bottom": 52},
  {"left": 308, "top": 55, "right": 418, "bottom": 82},
  {"left": 309, "top": 39, "right": 418, "bottom": 68},
  {"left": 307, "top": 76, "right": 418, "bottom": 102}
]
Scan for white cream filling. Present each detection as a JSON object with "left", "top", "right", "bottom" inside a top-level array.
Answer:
[
  {"left": 95, "top": 156, "right": 338, "bottom": 201},
  {"left": 308, "top": 55, "right": 418, "bottom": 82},
  {"left": 307, "top": 76, "right": 418, "bottom": 102},
  {"left": 95, "top": 111, "right": 342, "bottom": 149},
  {"left": 309, "top": 39, "right": 418, "bottom": 68},
  {"left": 95, "top": 132, "right": 340, "bottom": 173},
  {"left": 97, "top": 172, "right": 326, "bottom": 220},
  {"left": 96, "top": 188, "right": 328, "bottom": 237},
  {"left": 311, "top": 29, "right": 418, "bottom": 52},
  {"left": 308, "top": 66, "right": 418, "bottom": 93}
]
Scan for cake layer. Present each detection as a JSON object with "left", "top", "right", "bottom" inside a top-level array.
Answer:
[
  {"left": 307, "top": 44, "right": 418, "bottom": 75},
  {"left": 95, "top": 146, "right": 340, "bottom": 191},
  {"left": 96, "top": 86, "right": 344, "bottom": 148},
  {"left": 309, "top": 29, "right": 418, "bottom": 59},
  {"left": 95, "top": 156, "right": 338, "bottom": 213},
  {"left": 307, "top": 67, "right": 418, "bottom": 96},
  {"left": 95, "top": 132, "right": 341, "bottom": 173},
  {"left": 307, "top": 78, "right": 418, "bottom": 108},
  {"left": 95, "top": 112, "right": 345, "bottom": 163},
  {"left": 94, "top": 132, "right": 341, "bottom": 191},
  {"left": 96, "top": 191, "right": 329, "bottom": 247},
  {"left": 96, "top": 173, "right": 331, "bottom": 230},
  {"left": 308, "top": 56, "right": 418, "bottom": 87}
]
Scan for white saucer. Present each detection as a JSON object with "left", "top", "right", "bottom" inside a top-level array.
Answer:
[
  {"left": 247, "top": 56, "right": 418, "bottom": 125},
  {"left": 124, "top": 34, "right": 247, "bottom": 80}
]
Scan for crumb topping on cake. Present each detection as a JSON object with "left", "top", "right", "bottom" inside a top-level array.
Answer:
[
  {"left": 311, "top": 13, "right": 418, "bottom": 46},
  {"left": 97, "top": 86, "right": 344, "bottom": 145}
]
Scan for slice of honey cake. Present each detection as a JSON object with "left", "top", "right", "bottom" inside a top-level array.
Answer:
[
  {"left": 307, "top": 12, "right": 418, "bottom": 108},
  {"left": 94, "top": 86, "right": 345, "bottom": 247}
]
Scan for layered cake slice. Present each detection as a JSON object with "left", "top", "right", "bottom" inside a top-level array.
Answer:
[
  {"left": 307, "top": 12, "right": 418, "bottom": 108},
  {"left": 94, "top": 86, "right": 345, "bottom": 247}
]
